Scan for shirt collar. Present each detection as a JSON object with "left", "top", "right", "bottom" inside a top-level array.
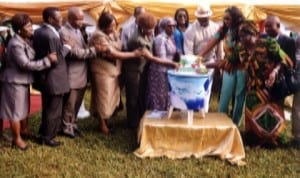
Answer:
[
  {"left": 66, "top": 22, "right": 80, "bottom": 34},
  {"left": 44, "top": 23, "right": 60, "bottom": 38}
]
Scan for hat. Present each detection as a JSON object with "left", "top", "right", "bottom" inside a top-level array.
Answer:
[
  {"left": 0, "top": 17, "right": 11, "bottom": 26},
  {"left": 0, "top": 26, "right": 9, "bottom": 32},
  {"left": 194, "top": 2, "right": 213, "bottom": 18}
]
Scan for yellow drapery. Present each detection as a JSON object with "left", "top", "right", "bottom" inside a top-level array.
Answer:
[
  {"left": 1, "top": 1, "right": 300, "bottom": 31},
  {"left": 134, "top": 111, "right": 246, "bottom": 165}
]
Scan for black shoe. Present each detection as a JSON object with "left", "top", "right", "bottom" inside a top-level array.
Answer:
[
  {"left": 39, "top": 138, "right": 62, "bottom": 147},
  {"left": 11, "top": 141, "right": 29, "bottom": 151},
  {"left": 74, "top": 129, "right": 82, "bottom": 137}
]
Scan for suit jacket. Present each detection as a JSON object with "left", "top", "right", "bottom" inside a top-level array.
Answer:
[
  {"left": 277, "top": 34, "right": 296, "bottom": 65},
  {"left": 0, "top": 34, "right": 50, "bottom": 84},
  {"left": 33, "top": 24, "right": 70, "bottom": 95},
  {"left": 123, "top": 29, "right": 150, "bottom": 73},
  {"left": 60, "top": 23, "right": 96, "bottom": 89}
]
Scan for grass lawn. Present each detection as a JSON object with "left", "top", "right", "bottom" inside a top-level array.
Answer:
[{"left": 0, "top": 89, "right": 299, "bottom": 177}]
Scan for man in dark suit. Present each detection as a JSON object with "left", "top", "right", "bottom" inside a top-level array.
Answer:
[
  {"left": 264, "top": 15, "right": 296, "bottom": 63},
  {"left": 33, "top": 7, "right": 71, "bottom": 147}
]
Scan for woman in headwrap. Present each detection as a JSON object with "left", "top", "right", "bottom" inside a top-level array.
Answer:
[
  {"left": 146, "top": 17, "right": 177, "bottom": 110},
  {"left": 123, "top": 12, "right": 178, "bottom": 129},
  {"left": 237, "top": 20, "right": 293, "bottom": 145}
]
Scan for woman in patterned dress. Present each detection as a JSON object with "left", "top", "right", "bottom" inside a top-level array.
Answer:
[
  {"left": 146, "top": 17, "right": 177, "bottom": 110},
  {"left": 237, "top": 21, "right": 293, "bottom": 145},
  {"left": 200, "top": 6, "right": 246, "bottom": 125}
]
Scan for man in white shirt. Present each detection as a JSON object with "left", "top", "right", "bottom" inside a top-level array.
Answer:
[{"left": 184, "top": 2, "right": 224, "bottom": 112}]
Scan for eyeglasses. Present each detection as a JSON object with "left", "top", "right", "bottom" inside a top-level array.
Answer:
[
  {"left": 178, "top": 14, "right": 187, "bottom": 18},
  {"left": 167, "top": 24, "right": 176, "bottom": 27},
  {"left": 223, "top": 17, "right": 231, "bottom": 21}
]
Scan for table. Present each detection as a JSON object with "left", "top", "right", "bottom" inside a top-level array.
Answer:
[{"left": 134, "top": 111, "right": 246, "bottom": 165}]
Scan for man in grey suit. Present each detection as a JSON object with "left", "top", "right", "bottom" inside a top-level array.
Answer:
[
  {"left": 33, "top": 7, "right": 71, "bottom": 147},
  {"left": 59, "top": 7, "right": 98, "bottom": 138}
]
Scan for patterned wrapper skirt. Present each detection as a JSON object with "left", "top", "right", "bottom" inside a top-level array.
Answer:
[
  {"left": 245, "top": 89, "right": 286, "bottom": 145},
  {"left": 146, "top": 66, "right": 170, "bottom": 111}
]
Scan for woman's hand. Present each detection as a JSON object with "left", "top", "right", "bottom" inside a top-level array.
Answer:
[
  {"left": 205, "top": 62, "right": 219, "bottom": 69},
  {"left": 94, "top": 43, "right": 109, "bottom": 53},
  {"left": 63, "top": 36, "right": 75, "bottom": 48},
  {"left": 171, "top": 62, "right": 179, "bottom": 70},
  {"left": 141, "top": 48, "right": 153, "bottom": 59},
  {"left": 47, "top": 52, "right": 57, "bottom": 63},
  {"left": 133, "top": 48, "right": 144, "bottom": 57},
  {"left": 265, "top": 69, "right": 278, "bottom": 87}
]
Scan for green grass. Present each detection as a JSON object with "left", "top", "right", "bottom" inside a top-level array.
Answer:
[{"left": 0, "top": 89, "right": 299, "bottom": 178}]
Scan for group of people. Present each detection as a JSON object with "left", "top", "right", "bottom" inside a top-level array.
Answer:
[
  {"left": 0, "top": 2, "right": 299, "bottom": 151},
  {"left": 188, "top": 3, "right": 299, "bottom": 147}
]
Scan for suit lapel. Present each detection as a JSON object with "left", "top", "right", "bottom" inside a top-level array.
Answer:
[
  {"left": 15, "top": 35, "right": 35, "bottom": 60},
  {"left": 65, "top": 23, "right": 85, "bottom": 47}
]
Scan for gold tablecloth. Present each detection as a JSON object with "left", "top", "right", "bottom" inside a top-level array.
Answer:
[{"left": 134, "top": 111, "right": 246, "bottom": 165}]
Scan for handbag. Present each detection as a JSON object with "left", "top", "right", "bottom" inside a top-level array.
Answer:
[
  {"left": 285, "top": 64, "right": 300, "bottom": 93},
  {"left": 269, "top": 64, "right": 300, "bottom": 100}
]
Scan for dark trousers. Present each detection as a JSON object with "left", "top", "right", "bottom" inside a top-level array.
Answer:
[
  {"left": 123, "top": 70, "right": 147, "bottom": 128},
  {"left": 39, "top": 93, "right": 64, "bottom": 141},
  {"left": 62, "top": 87, "right": 86, "bottom": 134}
]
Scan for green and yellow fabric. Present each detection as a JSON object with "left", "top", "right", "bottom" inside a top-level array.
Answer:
[{"left": 239, "top": 37, "right": 292, "bottom": 145}]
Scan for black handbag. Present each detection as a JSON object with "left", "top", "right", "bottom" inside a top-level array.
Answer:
[
  {"left": 269, "top": 64, "right": 300, "bottom": 100},
  {"left": 269, "top": 72, "right": 291, "bottom": 100},
  {"left": 285, "top": 64, "right": 300, "bottom": 93}
]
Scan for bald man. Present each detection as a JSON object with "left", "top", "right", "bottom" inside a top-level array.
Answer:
[
  {"left": 264, "top": 15, "right": 296, "bottom": 64},
  {"left": 121, "top": 6, "right": 145, "bottom": 51},
  {"left": 60, "top": 7, "right": 98, "bottom": 138}
]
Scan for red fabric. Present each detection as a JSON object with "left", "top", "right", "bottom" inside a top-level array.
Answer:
[{"left": 2, "top": 94, "right": 41, "bottom": 129}]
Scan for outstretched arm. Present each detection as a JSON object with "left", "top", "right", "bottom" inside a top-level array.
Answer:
[
  {"left": 142, "top": 48, "right": 178, "bottom": 68},
  {"left": 198, "top": 37, "right": 219, "bottom": 57}
]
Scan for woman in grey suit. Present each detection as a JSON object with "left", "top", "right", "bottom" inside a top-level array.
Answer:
[{"left": 0, "top": 14, "right": 57, "bottom": 150}]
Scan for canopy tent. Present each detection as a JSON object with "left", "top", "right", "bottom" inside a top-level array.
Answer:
[{"left": 1, "top": 0, "right": 300, "bottom": 31}]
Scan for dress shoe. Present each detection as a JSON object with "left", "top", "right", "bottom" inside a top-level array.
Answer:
[
  {"left": 39, "top": 138, "right": 62, "bottom": 147},
  {"left": 11, "top": 141, "right": 29, "bottom": 151},
  {"left": 74, "top": 128, "right": 82, "bottom": 137}
]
